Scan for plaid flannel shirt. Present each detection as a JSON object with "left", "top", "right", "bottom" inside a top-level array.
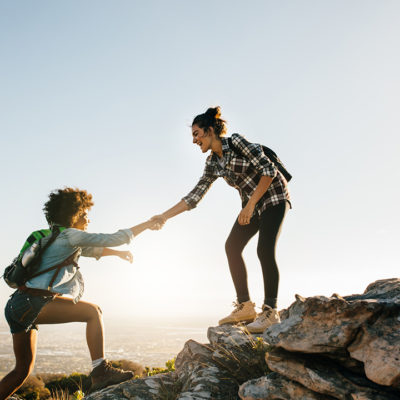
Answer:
[{"left": 182, "top": 134, "right": 290, "bottom": 217}]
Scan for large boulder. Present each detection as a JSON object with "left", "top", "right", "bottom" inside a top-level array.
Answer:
[
  {"left": 265, "top": 348, "right": 399, "bottom": 400},
  {"left": 264, "top": 278, "right": 400, "bottom": 389},
  {"left": 347, "top": 311, "right": 400, "bottom": 388},
  {"left": 264, "top": 295, "right": 382, "bottom": 353},
  {"left": 174, "top": 339, "right": 238, "bottom": 399},
  {"left": 173, "top": 326, "right": 269, "bottom": 399}
]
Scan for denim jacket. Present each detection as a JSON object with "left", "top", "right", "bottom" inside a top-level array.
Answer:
[{"left": 25, "top": 228, "right": 133, "bottom": 303}]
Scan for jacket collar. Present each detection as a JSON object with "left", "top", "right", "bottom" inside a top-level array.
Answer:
[
  {"left": 221, "top": 136, "right": 231, "bottom": 154},
  {"left": 211, "top": 136, "right": 231, "bottom": 161}
]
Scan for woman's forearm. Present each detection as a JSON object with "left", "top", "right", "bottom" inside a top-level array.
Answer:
[
  {"left": 101, "top": 248, "right": 133, "bottom": 263},
  {"left": 162, "top": 200, "right": 189, "bottom": 220},
  {"left": 247, "top": 176, "right": 273, "bottom": 207},
  {"left": 149, "top": 200, "right": 189, "bottom": 228},
  {"left": 130, "top": 220, "right": 156, "bottom": 236},
  {"left": 101, "top": 248, "right": 119, "bottom": 257}
]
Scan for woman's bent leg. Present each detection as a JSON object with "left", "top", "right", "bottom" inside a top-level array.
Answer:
[
  {"left": 0, "top": 330, "right": 37, "bottom": 400},
  {"left": 36, "top": 297, "right": 104, "bottom": 361},
  {"left": 36, "top": 297, "right": 133, "bottom": 392},
  {"left": 257, "top": 202, "right": 288, "bottom": 309},
  {"left": 225, "top": 216, "right": 259, "bottom": 303}
]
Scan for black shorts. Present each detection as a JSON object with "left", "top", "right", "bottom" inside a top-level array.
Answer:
[{"left": 4, "top": 290, "right": 55, "bottom": 334}]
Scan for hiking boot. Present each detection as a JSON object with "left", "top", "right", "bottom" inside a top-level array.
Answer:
[
  {"left": 246, "top": 304, "right": 280, "bottom": 333},
  {"left": 218, "top": 300, "right": 256, "bottom": 325},
  {"left": 89, "top": 359, "right": 134, "bottom": 392}
]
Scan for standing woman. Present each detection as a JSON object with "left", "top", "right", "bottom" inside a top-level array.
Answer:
[{"left": 152, "top": 107, "right": 290, "bottom": 333}]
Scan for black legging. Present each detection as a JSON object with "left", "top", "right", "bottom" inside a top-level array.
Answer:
[{"left": 225, "top": 201, "right": 289, "bottom": 309}]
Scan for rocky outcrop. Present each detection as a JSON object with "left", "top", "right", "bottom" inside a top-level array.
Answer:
[
  {"left": 255, "top": 278, "right": 400, "bottom": 399},
  {"left": 86, "top": 325, "right": 269, "bottom": 400},
  {"left": 86, "top": 278, "right": 400, "bottom": 400}
]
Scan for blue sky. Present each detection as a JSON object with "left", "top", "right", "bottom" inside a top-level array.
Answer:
[{"left": 1, "top": 0, "right": 399, "bottom": 324}]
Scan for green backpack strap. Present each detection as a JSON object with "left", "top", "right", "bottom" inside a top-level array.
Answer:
[{"left": 20, "top": 227, "right": 66, "bottom": 255}]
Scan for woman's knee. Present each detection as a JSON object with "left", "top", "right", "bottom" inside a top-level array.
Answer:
[
  {"left": 83, "top": 302, "right": 103, "bottom": 321},
  {"left": 257, "top": 243, "right": 275, "bottom": 263},
  {"left": 89, "top": 303, "right": 103, "bottom": 319}
]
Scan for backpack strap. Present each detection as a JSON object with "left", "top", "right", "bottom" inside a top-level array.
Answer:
[
  {"left": 32, "top": 228, "right": 61, "bottom": 261},
  {"left": 48, "top": 251, "right": 79, "bottom": 290},
  {"left": 227, "top": 136, "right": 292, "bottom": 182},
  {"left": 28, "top": 250, "right": 80, "bottom": 290},
  {"left": 21, "top": 229, "right": 53, "bottom": 254}
]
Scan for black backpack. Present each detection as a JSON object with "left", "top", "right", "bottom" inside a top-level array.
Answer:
[
  {"left": 228, "top": 136, "right": 292, "bottom": 182},
  {"left": 3, "top": 229, "right": 61, "bottom": 289}
]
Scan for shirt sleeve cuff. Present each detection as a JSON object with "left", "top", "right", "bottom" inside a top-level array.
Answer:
[
  {"left": 182, "top": 196, "right": 196, "bottom": 210},
  {"left": 121, "top": 228, "right": 135, "bottom": 241},
  {"left": 92, "top": 247, "right": 104, "bottom": 260}
]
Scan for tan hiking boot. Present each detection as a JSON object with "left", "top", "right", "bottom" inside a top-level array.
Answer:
[
  {"left": 89, "top": 359, "right": 134, "bottom": 392},
  {"left": 218, "top": 300, "right": 256, "bottom": 325},
  {"left": 246, "top": 304, "right": 280, "bottom": 333}
]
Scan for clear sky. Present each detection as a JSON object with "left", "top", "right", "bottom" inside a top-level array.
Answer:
[{"left": 1, "top": 0, "right": 399, "bottom": 325}]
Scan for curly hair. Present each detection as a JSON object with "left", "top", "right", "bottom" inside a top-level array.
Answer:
[
  {"left": 43, "top": 188, "right": 94, "bottom": 228},
  {"left": 192, "top": 106, "right": 227, "bottom": 138}
]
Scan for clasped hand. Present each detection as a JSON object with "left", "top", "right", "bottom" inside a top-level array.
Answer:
[
  {"left": 148, "top": 215, "right": 167, "bottom": 230},
  {"left": 238, "top": 203, "right": 255, "bottom": 225},
  {"left": 114, "top": 215, "right": 166, "bottom": 265}
]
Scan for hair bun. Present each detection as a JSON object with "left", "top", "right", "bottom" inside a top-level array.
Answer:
[
  {"left": 192, "top": 106, "right": 227, "bottom": 138},
  {"left": 205, "top": 106, "right": 221, "bottom": 121}
]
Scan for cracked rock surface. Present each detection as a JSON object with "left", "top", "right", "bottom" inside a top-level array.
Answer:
[{"left": 263, "top": 278, "right": 400, "bottom": 391}]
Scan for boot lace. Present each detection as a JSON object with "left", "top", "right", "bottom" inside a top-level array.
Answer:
[
  {"left": 104, "top": 360, "right": 122, "bottom": 372},
  {"left": 257, "top": 307, "right": 272, "bottom": 322},
  {"left": 231, "top": 301, "right": 244, "bottom": 314}
]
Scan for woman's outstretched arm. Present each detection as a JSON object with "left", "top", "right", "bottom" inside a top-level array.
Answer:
[
  {"left": 150, "top": 160, "right": 217, "bottom": 227},
  {"left": 151, "top": 200, "right": 189, "bottom": 225}
]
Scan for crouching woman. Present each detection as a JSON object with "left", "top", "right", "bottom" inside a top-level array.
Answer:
[{"left": 0, "top": 187, "right": 158, "bottom": 399}]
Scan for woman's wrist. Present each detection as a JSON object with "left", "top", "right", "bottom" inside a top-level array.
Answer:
[
  {"left": 246, "top": 199, "right": 257, "bottom": 209},
  {"left": 161, "top": 213, "right": 168, "bottom": 222}
]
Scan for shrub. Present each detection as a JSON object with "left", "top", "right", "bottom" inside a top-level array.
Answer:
[
  {"left": 16, "top": 375, "right": 51, "bottom": 400},
  {"left": 145, "top": 358, "right": 175, "bottom": 376},
  {"left": 211, "top": 332, "right": 271, "bottom": 384},
  {"left": 45, "top": 372, "right": 90, "bottom": 394}
]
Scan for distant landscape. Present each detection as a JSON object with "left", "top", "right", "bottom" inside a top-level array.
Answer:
[{"left": 0, "top": 318, "right": 209, "bottom": 378}]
